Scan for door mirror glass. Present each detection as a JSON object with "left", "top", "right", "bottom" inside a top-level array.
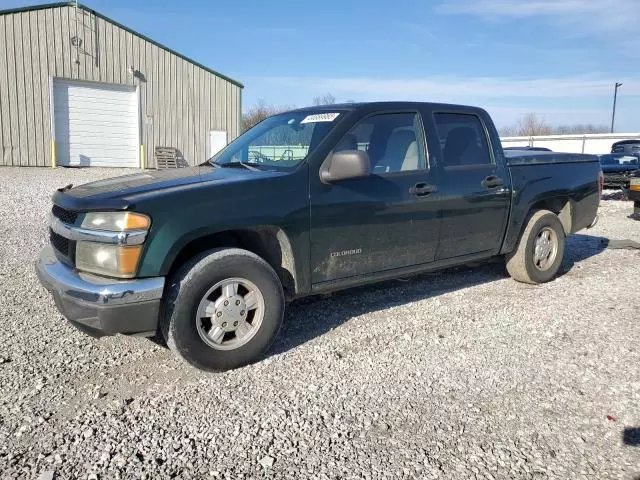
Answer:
[{"left": 321, "top": 150, "right": 371, "bottom": 183}]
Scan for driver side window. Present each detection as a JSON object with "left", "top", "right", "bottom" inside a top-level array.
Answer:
[{"left": 337, "top": 113, "right": 427, "bottom": 174}]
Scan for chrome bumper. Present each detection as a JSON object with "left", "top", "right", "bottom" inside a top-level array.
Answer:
[{"left": 36, "top": 246, "right": 165, "bottom": 337}]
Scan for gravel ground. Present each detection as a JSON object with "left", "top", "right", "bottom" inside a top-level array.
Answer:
[{"left": 1, "top": 167, "right": 639, "bottom": 480}]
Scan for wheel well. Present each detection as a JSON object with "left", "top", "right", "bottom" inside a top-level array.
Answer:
[
  {"left": 529, "top": 197, "right": 572, "bottom": 234},
  {"left": 167, "top": 227, "right": 297, "bottom": 298}
]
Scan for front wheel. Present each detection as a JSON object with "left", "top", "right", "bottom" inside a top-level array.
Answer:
[
  {"left": 505, "top": 209, "right": 566, "bottom": 284},
  {"left": 161, "top": 248, "right": 284, "bottom": 372}
]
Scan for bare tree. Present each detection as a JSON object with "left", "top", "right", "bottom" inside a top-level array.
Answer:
[
  {"left": 499, "top": 113, "right": 610, "bottom": 137},
  {"left": 552, "top": 124, "right": 609, "bottom": 134},
  {"left": 499, "top": 125, "right": 517, "bottom": 137},
  {"left": 515, "top": 113, "right": 552, "bottom": 136},
  {"left": 313, "top": 93, "right": 337, "bottom": 105},
  {"left": 241, "top": 99, "right": 293, "bottom": 132}
]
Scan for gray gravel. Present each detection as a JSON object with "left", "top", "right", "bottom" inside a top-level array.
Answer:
[{"left": 1, "top": 166, "right": 640, "bottom": 479}]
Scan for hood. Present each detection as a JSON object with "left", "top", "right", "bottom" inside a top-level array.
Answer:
[
  {"left": 52, "top": 165, "right": 285, "bottom": 211},
  {"left": 64, "top": 167, "right": 204, "bottom": 199}
]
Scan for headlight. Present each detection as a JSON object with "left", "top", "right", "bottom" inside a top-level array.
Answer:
[
  {"left": 75, "top": 212, "right": 150, "bottom": 278},
  {"left": 76, "top": 242, "right": 143, "bottom": 278},
  {"left": 81, "top": 212, "right": 150, "bottom": 231}
]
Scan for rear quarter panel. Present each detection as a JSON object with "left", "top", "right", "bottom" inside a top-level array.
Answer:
[{"left": 502, "top": 159, "right": 600, "bottom": 253}]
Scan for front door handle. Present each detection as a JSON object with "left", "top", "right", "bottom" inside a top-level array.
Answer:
[
  {"left": 481, "top": 175, "right": 504, "bottom": 189},
  {"left": 410, "top": 183, "right": 438, "bottom": 196}
]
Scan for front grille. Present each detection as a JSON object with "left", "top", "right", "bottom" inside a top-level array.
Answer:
[
  {"left": 52, "top": 205, "right": 78, "bottom": 224},
  {"left": 49, "top": 229, "right": 76, "bottom": 267},
  {"left": 50, "top": 229, "right": 70, "bottom": 256}
]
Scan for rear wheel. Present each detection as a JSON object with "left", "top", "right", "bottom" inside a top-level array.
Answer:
[
  {"left": 505, "top": 210, "right": 566, "bottom": 284},
  {"left": 161, "top": 248, "right": 284, "bottom": 371}
]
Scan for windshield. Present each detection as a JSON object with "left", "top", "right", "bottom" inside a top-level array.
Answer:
[{"left": 210, "top": 111, "right": 343, "bottom": 171}]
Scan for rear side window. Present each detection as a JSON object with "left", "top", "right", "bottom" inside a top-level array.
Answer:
[
  {"left": 433, "top": 113, "right": 493, "bottom": 167},
  {"left": 337, "top": 113, "right": 427, "bottom": 174}
]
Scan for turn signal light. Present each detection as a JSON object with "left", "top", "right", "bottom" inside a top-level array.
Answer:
[
  {"left": 118, "top": 245, "right": 144, "bottom": 276},
  {"left": 122, "top": 212, "right": 151, "bottom": 230},
  {"left": 81, "top": 211, "right": 150, "bottom": 231}
]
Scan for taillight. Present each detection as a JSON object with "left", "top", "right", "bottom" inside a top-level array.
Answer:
[{"left": 598, "top": 170, "right": 604, "bottom": 197}]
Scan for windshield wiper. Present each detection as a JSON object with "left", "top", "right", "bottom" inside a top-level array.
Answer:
[{"left": 216, "top": 161, "right": 262, "bottom": 171}]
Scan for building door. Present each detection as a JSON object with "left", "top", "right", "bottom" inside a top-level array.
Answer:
[
  {"left": 209, "top": 130, "right": 228, "bottom": 157},
  {"left": 53, "top": 79, "right": 139, "bottom": 167}
]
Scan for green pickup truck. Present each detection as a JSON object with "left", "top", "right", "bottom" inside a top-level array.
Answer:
[{"left": 37, "top": 102, "right": 602, "bottom": 371}]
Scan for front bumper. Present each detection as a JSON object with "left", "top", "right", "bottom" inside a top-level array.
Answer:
[{"left": 36, "top": 246, "right": 165, "bottom": 337}]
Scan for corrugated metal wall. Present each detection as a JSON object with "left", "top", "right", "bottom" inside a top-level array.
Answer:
[{"left": 0, "top": 4, "right": 242, "bottom": 167}]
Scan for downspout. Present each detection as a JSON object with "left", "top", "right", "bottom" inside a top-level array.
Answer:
[{"left": 74, "top": 0, "right": 80, "bottom": 65}]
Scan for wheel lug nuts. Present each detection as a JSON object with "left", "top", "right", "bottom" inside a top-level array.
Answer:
[
  {"left": 240, "top": 310, "right": 245, "bottom": 316},
  {"left": 216, "top": 312, "right": 222, "bottom": 317},
  {"left": 224, "top": 300, "right": 229, "bottom": 306},
  {"left": 222, "top": 322, "right": 227, "bottom": 327},
  {"left": 233, "top": 321, "right": 238, "bottom": 327},
  {"left": 235, "top": 300, "right": 240, "bottom": 306}
]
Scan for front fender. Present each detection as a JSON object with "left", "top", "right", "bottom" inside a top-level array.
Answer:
[{"left": 133, "top": 172, "right": 311, "bottom": 292}]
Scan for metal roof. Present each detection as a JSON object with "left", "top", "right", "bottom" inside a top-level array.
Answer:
[{"left": 0, "top": 2, "right": 243, "bottom": 88}]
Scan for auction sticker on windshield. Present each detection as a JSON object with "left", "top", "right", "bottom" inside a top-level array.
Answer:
[{"left": 300, "top": 113, "right": 340, "bottom": 124}]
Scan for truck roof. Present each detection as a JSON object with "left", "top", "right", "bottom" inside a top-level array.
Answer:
[{"left": 289, "top": 101, "right": 486, "bottom": 113}]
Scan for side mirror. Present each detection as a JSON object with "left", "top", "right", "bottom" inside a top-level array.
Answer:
[{"left": 320, "top": 150, "right": 371, "bottom": 183}]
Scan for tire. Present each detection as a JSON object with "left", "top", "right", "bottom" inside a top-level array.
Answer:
[
  {"left": 160, "top": 248, "right": 285, "bottom": 372},
  {"left": 505, "top": 209, "right": 566, "bottom": 284}
]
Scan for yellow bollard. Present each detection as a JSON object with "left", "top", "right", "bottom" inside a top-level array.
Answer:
[{"left": 51, "top": 141, "right": 56, "bottom": 168}]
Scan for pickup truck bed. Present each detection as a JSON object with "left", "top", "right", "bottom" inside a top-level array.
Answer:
[{"left": 503, "top": 150, "right": 601, "bottom": 250}]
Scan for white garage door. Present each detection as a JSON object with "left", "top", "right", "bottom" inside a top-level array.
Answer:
[{"left": 53, "top": 79, "right": 139, "bottom": 167}]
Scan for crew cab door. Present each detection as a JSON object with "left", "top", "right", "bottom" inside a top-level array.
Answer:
[
  {"left": 309, "top": 111, "right": 440, "bottom": 284},
  {"left": 427, "top": 111, "right": 510, "bottom": 260}
]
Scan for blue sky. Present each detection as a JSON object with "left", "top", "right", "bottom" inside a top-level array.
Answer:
[{"left": 3, "top": 0, "right": 639, "bottom": 131}]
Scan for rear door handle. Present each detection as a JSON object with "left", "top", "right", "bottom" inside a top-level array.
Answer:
[
  {"left": 410, "top": 183, "right": 438, "bottom": 196},
  {"left": 481, "top": 175, "right": 504, "bottom": 189}
]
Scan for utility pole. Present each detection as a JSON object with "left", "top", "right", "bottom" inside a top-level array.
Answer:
[{"left": 611, "top": 82, "right": 622, "bottom": 133}]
